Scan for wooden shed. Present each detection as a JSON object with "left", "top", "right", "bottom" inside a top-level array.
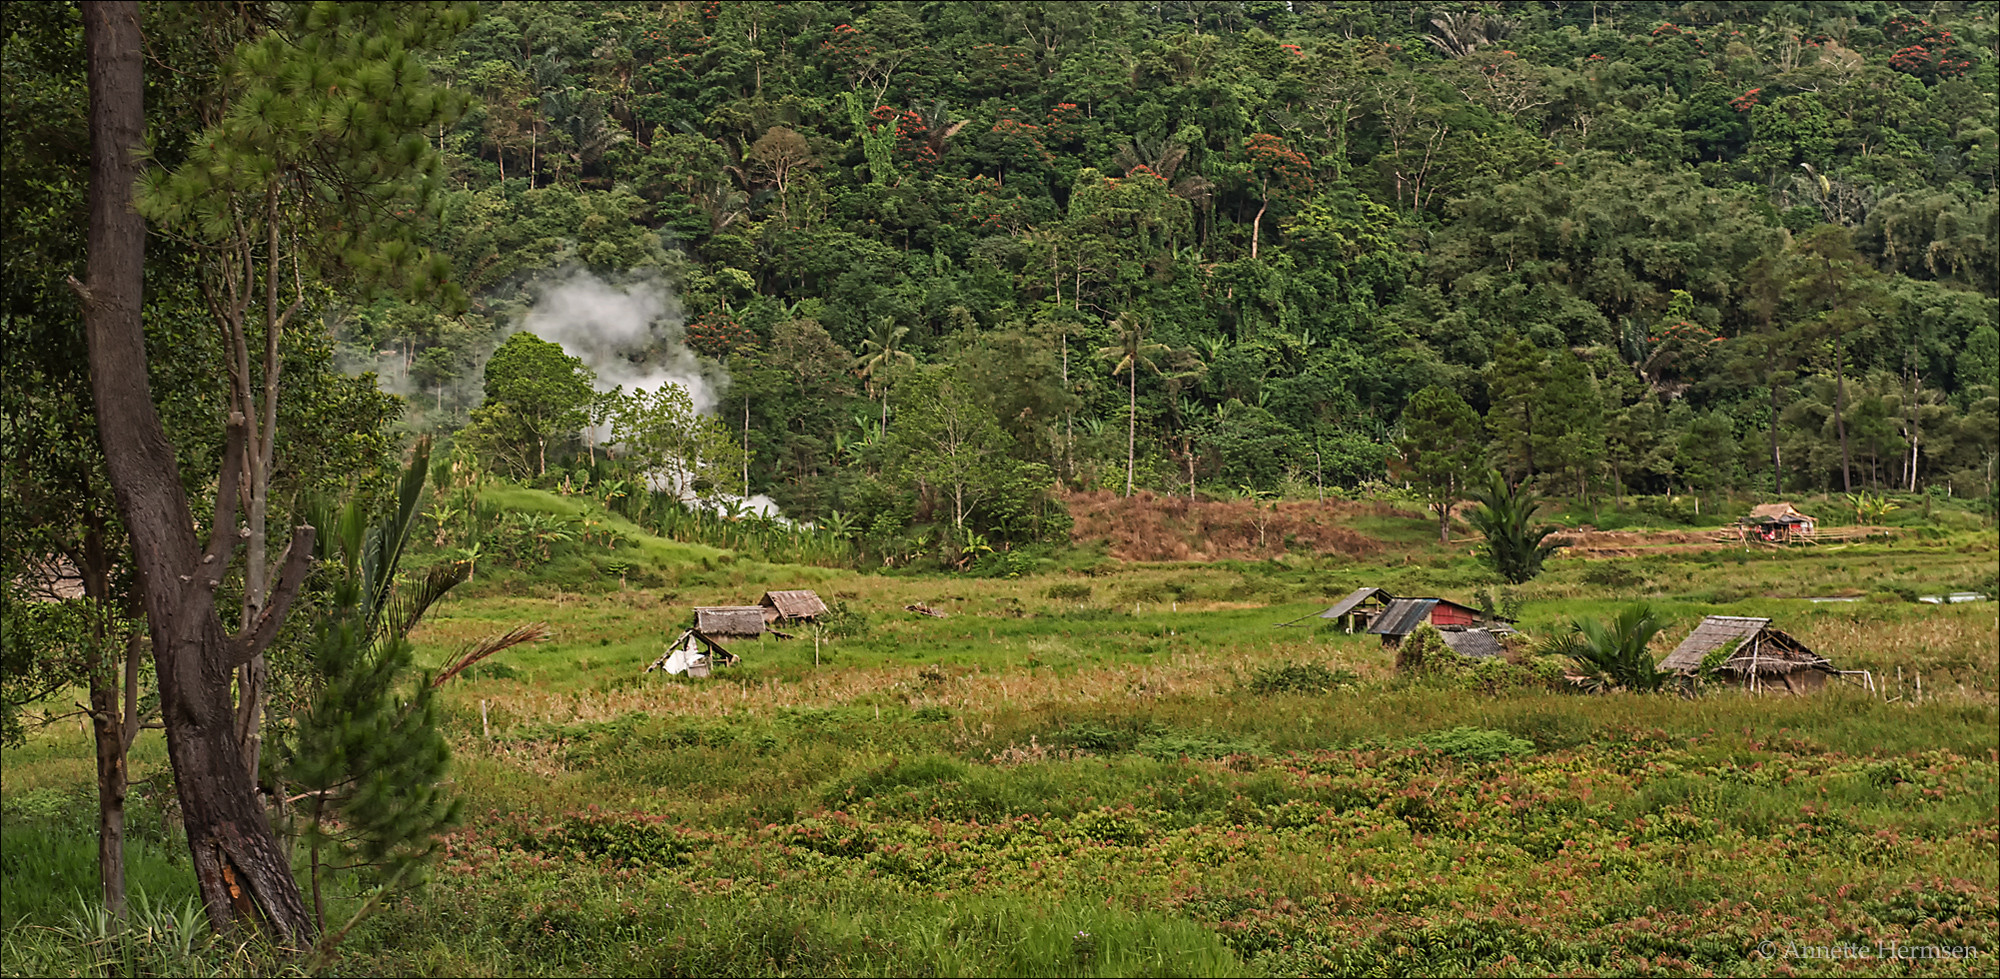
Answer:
[
  {"left": 693, "top": 606, "right": 767, "bottom": 638},
  {"left": 1742, "top": 503, "right": 1817, "bottom": 544},
  {"left": 760, "top": 590, "right": 828, "bottom": 624},
  {"left": 1368, "top": 597, "right": 1514, "bottom": 645},
  {"left": 1658, "top": 615, "right": 1834, "bottom": 694},
  {"left": 1278, "top": 587, "right": 1394, "bottom": 632}
]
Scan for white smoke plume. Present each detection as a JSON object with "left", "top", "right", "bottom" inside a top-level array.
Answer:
[
  {"left": 516, "top": 269, "right": 723, "bottom": 414},
  {"left": 513, "top": 270, "right": 787, "bottom": 523}
]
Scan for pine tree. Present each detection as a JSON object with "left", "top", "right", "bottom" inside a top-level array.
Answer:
[
  {"left": 1484, "top": 333, "right": 1548, "bottom": 483},
  {"left": 1536, "top": 350, "right": 1606, "bottom": 500},
  {"left": 1398, "top": 385, "right": 1484, "bottom": 543}
]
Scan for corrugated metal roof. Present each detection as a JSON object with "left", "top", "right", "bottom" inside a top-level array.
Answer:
[
  {"left": 1318, "top": 587, "right": 1392, "bottom": 619},
  {"left": 1440, "top": 629, "right": 1506, "bottom": 659},
  {"left": 760, "top": 590, "right": 828, "bottom": 620},
  {"left": 1368, "top": 598, "right": 1438, "bottom": 636},
  {"left": 694, "top": 606, "right": 767, "bottom": 637}
]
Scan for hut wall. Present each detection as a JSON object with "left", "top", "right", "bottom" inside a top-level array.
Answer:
[{"left": 1430, "top": 604, "right": 1479, "bottom": 627}]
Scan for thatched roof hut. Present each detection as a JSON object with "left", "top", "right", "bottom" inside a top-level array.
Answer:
[
  {"left": 693, "top": 606, "right": 767, "bottom": 638},
  {"left": 1742, "top": 503, "right": 1816, "bottom": 543},
  {"left": 1658, "top": 615, "right": 1833, "bottom": 693},
  {"left": 760, "top": 590, "right": 828, "bottom": 623},
  {"left": 1746, "top": 502, "right": 1814, "bottom": 525}
]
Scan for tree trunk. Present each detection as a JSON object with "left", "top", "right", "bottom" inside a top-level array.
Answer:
[
  {"left": 1125, "top": 366, "right": 1137, "bottom": 497},
  {"left": 1249, "top": 197, "right": 1266, "bottom": 261},
  {"left": 1769, "top": 378, "right": 1782, "bottom": 494},
  {"left": 1834, "top": 338, "right": 1851, "bottom": 493},
  {"left": 1906, "top": 363, "right": 1921, "bottom": 493},
  {"left": 89, "top": 632, "right": 135, "bottom": 919},
  {"left": 80, "top": 3, "right": 316, "bottom": 943}
]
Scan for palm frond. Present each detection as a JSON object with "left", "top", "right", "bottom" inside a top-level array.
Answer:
[
  {"left": 389, "top": 561, "right": 470, "bottom": 641},
  {"left": 430, "top": 622, "right": 552, "bottom": 687}
]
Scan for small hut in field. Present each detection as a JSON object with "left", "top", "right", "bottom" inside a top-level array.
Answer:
[
  {"left": 694, "top": 606, "right": 767, "bottom": 638},
  {"left": 1367, "top": 597, "right": 1515, "bottom": 646},
  {"left": 760, "top": 590, "right": 828, "bottom": 625},
  {"left": 1742, "top": 503, "right": 1817, "bottom": 544},
  {"left": 1278, "top": 587, "right": 1394, "bottom": 632},
  {"left": 647, "top": 605, "right": 764, "bottom": 677},
  {"left": 1658, "top": 615, "right": 1834, "bottom": 693}
]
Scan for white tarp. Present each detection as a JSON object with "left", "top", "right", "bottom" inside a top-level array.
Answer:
[{"left": 659, "top": 642, "right": 707, "bottom": 676}]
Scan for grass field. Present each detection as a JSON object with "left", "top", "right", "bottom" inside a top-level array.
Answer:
[{"left": 4, "top": 494, "right": 1995, "bottom": 976}]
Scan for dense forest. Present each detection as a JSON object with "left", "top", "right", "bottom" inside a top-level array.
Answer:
[
  {"left": 3, "top": 5, "right": 1997, "bottom": 968},
  {"left": 10, "top": 0, "right": 2000, "bottom": 561},
  {"left": 367, "top": 0, "right": 1998, "bottom": 537}
]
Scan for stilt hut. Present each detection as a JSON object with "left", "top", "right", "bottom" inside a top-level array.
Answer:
[
  {"left": 1658, "top": 615, "right": 1834, "bottom": 693},
  {"left": 645, "top": 605, "right": 764, "bottom": 677},
  {"left": 760, "top": 590, "right": 828, "bottom": 625},
  {"left": 1277, "top": 587, "right": 1395, "bottom": 632},
  {"left": 1742, "top": 503, "right": 1817, "bottom": 544}
]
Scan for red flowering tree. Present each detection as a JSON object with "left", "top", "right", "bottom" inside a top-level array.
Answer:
[
  {"left": 1241, "top": 133, "right": 1313, "bottom": 260},
  {"left": 686, "top": 309, "right": 750, "bottom": 358},
  {"left": 1886, "top": 17, "right": 1972, "bottom": 81}
]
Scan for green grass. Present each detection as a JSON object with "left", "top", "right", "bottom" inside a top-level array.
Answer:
[{"left": 5, "top": 499, "right": 1995, "bottom": 977}]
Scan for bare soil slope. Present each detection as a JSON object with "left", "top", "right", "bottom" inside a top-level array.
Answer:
[{"left": 1064, "top": 490, "right": 1388, "bottom": 562}]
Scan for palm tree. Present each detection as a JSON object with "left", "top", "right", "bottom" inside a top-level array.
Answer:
[
  {"left": 1096, "top": 313, "right": 1170, "bottom": 497},
  {"left": 853, "top": 317, "right": 915, "bottom": 437},
  {"left": 1542, "top": 605, "right": 1670, "bottom": 692},
  {"left": 1465, "top": 472, "right": 1563, "bottom": 583}
]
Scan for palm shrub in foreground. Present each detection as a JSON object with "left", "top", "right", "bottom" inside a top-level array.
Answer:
[
  {"left": 1543, "top": 604, "right": 1671, "bottom": 692},
  {"left": 1466, "top": 472, "right": 1564, "bottom": 583}
]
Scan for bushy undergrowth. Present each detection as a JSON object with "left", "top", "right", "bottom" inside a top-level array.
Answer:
[
  {"left": 338, "top": 727, "right": 2000, "bottom": 976},
  {"left": 6, "top": 520, "right": 1995, "bottom": 977}
]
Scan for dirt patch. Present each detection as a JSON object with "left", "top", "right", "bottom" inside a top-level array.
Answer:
[
  {"left": 1065, "top": 490, "right": 1389, "bottom": 562},
  {"left": 1550, "top": 528, "right": 1732, "bottom": 558}
]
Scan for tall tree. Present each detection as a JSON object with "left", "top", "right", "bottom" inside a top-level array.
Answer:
[
  {"left": 473, "top": 331, "right": 599, "bottom": 477},
  {"left": 1536, "top": 349, "right": 1606, "bottom": 499},
  {"left": 136, "top": 1, "right": 471, "bottom": 778},
  {"left": 1484, "top": 333, "right": 1547, "bottom": 482},
  {"left": 1096, "top": 313, "right": 1169, "bottom": 497},
  {"left": 1786, "top": 225, "right": 1890, "bottom": 493},
  {"left": 1397, "top": 384, "right": 1483, "bottom": 543},
  {"left": 78, "top": 0, "right": 315, "bottom": 941},
  {"left": 853, "top": 317, "right": 916, "bottom": 438}
]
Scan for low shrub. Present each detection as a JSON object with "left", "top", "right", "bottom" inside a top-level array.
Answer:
[{"left": 1245, "top": 662, "right": 1359, "bottom": 695}]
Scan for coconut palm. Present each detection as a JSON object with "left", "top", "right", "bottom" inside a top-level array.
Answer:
[
  {"left": 1096, "top": 313, "right": 1170, "bottom": 497},
  {"left": 853, "top": 317, "right": 916, "bottom": 436}
]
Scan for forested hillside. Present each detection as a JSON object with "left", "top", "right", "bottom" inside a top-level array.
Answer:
[
  {"left": 355, "top": 0, "right": 1997, "bottom": 539},
  {"left": 44, "top": 1, "right": 2000, "bottom": 548}
]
